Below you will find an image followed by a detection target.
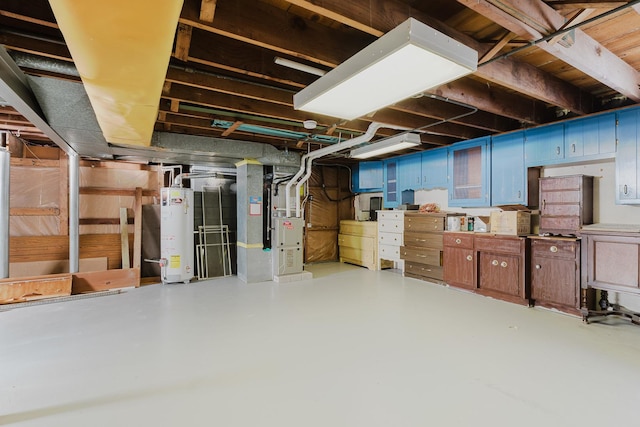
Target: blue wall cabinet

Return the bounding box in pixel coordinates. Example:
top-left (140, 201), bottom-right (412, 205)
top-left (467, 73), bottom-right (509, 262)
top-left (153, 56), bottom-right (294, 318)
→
top-left (524, 123), bottom-right (564, 166)
top-left (564, 112), bottom-right (617, 160)
top-left (448, 137), bottom-right (490, 207)
top-left (354, 161), bottom-right (383, 192)
top-left (421, 147), bottom-right (448, 189)
top-left (383, 159), bottom-right (399, 208)
top-left (491, 131), bottom-right (526, 205)
top-left (615, 108), bottom-right (640, 204)
top-left (398, 153), bottom-right (422, 192)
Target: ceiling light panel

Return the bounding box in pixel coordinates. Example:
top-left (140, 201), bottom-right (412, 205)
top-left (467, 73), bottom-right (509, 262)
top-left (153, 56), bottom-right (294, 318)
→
top-left (294, 18), bottom-right (477, 121)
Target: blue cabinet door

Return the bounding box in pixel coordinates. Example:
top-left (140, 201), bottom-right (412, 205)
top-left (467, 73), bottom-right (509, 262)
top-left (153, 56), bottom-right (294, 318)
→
top-left (355, 161), bottom-right (383, 192)
top-left (525, 123), bottom-right (564, 166)
top-left (565, 112), bottom-right (617, 160)
top-left (616, 108), bottom-right (640, 203)
top-left (448, 137), bottom-right (490, 207)
top-left (491, 131), bottom-right (526, 205)
top-left (421, 147), bottom-right (448, 189)
top-left (383, 159), bottom-right (399, 208)
top-left (398, 153), bottom-right (422, 191)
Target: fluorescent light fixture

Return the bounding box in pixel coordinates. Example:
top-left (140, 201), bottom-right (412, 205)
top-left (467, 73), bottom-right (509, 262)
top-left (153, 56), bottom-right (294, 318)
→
top-left (274, 56), bottom-right (327, 77)
top-left (293, 18), bottom-right (477, 120)
top-left (350, 132), bottom-right (421, 159)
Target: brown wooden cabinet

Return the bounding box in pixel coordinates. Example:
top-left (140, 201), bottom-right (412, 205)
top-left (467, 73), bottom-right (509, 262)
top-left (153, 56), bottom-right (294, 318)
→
top-left (530, 236), bottom-right (584, 314)
top-left (475, 234), bottom-right (530, 305)
top-left (539, 175), bottom-right (593, 235)
top-left (580, 227), bottom-right (640, 323)
top-left (401, 213), bottom-right (454, 282)
top-left (443, 232), bottom-right (475, 289)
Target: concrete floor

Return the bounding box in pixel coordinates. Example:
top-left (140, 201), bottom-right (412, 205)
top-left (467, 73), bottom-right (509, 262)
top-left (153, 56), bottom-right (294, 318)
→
top-left (1, 262), bottom-right (640, 427)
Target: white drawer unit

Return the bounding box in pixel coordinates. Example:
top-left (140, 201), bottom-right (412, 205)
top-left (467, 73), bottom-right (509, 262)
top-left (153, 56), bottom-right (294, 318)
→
top-left (376, 210), bottom-right (405, 270)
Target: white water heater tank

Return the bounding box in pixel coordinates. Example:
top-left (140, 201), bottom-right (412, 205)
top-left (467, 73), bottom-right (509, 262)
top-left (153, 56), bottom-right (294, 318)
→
top-left (160, 187), bottom-right (194, 284)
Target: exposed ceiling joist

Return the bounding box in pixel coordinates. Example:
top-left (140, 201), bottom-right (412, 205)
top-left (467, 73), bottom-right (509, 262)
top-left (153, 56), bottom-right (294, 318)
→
top-left (459, 0), bottom-right (640, 103)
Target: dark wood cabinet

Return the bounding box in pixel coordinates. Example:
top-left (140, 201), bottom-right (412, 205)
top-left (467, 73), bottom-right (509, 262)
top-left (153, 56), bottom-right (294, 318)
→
top-left (475, 234), bottom-right (530, 305)
top-left (443, 232), bottom-right (475, 289)
top-left (530, 236), bottom-right (584, 314)
top-left (580, 227), bottom-right (640, 323)
top-left (539, 175), bottom-right (593, 235)
top-left (402, 213), bottom-right (451, 282)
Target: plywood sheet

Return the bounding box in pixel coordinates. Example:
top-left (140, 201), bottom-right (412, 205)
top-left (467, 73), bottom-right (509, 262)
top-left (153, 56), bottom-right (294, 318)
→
top-left (9, 257), bottom-right (108, 278)
top-left (72, 268), bottom-right (140, 294)
top-left (0, 273), bottom-right (72, 304)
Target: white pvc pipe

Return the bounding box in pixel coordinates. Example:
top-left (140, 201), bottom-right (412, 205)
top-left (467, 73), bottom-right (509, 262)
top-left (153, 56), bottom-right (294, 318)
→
top-left (173, 172), bottom-right (221, 187)
top-left (286, 122), bottom-right (409, 218)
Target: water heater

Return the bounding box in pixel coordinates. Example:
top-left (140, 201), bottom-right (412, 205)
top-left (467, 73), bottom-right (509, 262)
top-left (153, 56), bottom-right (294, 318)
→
top-left (160, 187), bottom-right (194, 284)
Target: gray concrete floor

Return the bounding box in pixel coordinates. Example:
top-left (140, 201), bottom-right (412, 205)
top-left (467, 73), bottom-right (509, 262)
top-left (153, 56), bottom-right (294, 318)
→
top-left (2, 262), bottom-right (639, 426)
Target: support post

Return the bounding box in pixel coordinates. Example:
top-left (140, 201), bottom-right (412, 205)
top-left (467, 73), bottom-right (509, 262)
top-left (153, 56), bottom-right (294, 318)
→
top-left (69, 152), bottom-right (79, 273)
top-left (236, 160), bottom-right (272, 283)
top-left (0, 141), bottom-right (10, 278)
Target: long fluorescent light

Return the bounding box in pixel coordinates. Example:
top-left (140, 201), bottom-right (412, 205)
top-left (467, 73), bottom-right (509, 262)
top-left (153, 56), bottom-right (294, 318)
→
top-left (274, 57), bottom-right (326, 77)
top-left (293, 18), bottom-right (477, 120)
top-left (350, 132), bottom-right (421, 159)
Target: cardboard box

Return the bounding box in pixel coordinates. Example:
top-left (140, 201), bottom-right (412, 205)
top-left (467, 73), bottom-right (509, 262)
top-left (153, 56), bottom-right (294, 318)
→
top-left (490, 206), bottom-right (531, 235)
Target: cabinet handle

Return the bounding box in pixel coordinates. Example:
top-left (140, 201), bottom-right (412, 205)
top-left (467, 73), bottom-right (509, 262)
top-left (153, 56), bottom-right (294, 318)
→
top-left (500, 261), bottom-right (508, 268)
top-left (556, 146), bottom-right (561, 155)
top-left (571, 143), bottom-right (576, 153)
top-left (417, 254), bottom-right (427, 258)
top-left (624, 184), bottom-right (629, 195)
top-left (518, 190), bottom-right (521, 199)
top-left (418, 239), bottom-right (426, 242)
top-left (466, 255), bottom-right (473, 261)
top-left (550, 246), bottom-right (558, 253)
top-left (491, 259), bottom-right (499, 266)
top-left (535, 264), bottom-right (541, 269)
top-left (455, 238), bottom-right (462, 244)
top-left (542, 199), bottom-right (546, 210)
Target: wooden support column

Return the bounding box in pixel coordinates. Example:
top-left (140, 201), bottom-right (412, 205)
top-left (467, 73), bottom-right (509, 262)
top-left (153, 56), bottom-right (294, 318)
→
top-left (133, 187), bottom-right (142, 286)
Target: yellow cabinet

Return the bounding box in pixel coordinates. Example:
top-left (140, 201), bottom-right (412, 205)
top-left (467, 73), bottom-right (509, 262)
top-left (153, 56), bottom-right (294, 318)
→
top-left (339, 220), bottom-right (391, 270)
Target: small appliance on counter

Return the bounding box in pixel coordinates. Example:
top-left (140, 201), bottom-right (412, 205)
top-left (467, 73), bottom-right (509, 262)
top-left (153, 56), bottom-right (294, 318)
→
top-left (369, 196), bottom-right (382, 221)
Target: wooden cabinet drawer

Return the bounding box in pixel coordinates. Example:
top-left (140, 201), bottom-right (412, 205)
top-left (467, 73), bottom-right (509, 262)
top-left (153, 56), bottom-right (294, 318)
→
top-left (541, 191), bottom-right (581, 204)
top-left (339, 220), bottom-right (377, 238)
top-left (474, 235), bottom-right (523, 254)
top-left (400, 246), bottom-right (442, 265)
top-left (531, 239), bottom-right (577, 259)
top-left (379, 244), bottom-right (401, 260)
top-left (405, 215), bottom-right (445, 232)
top-left (338, 234), bottom-right (375, 249)
top-left (339, 246), bottom-right (375, 265)
top-left (405, 262), bottom-right (443, 281)
top-left (378, 211), bottom-right (404, 221)
top-left (540, 175), bottom-right (583, 191)
top-left (377, 219), bottom-right (403, 233)
top-left (539, 217), bottom-right (581, 233)
top-left (443, 232), bottom-right (474, 249)
top-left (403, 232), bottom-right (443, 249)
top-left (379, 231), bottom-right (403, 246)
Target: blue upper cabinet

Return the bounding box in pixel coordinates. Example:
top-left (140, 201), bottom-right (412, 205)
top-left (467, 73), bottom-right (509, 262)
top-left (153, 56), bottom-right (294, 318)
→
top-left (491, 131), bottom-right (526, 206)
top-left (383, 159), bottom-right (399, 208)
top-left (524, 123), bottom-right (564, 166)
top-left (398, 153), bottom-right (422, 192)
top-left (421, 147), bottom-right (448, 189)
top-left (616, 108), bottom-right (640, 204)
top-left (354, 161), bottom-right (383, 192)
top-left (448, 137), bottom-right (491, 207)
top-left (564, 112), bottom-right (617, 160)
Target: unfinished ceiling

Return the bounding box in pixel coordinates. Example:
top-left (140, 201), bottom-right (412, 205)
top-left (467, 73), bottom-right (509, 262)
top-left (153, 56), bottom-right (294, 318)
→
top-left (1, 0), bottom-right (639, 162)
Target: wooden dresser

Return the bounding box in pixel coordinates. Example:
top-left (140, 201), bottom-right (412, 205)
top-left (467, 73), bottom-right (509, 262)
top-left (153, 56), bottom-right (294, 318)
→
top-left (539, 175), bottom-right (593, 235)
top-left (339, 220), bottom-right (389, 270)
top-left (402, 213), bottom-right (449, 282)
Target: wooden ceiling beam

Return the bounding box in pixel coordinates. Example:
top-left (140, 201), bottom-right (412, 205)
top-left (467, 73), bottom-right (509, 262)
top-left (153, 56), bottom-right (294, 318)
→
top-left (199, 0), bottom-right (217, 22)
top-left (174, 23), bottom-right (193, 61)
top-left (458, 0), bottom-right (640, 102)
top-left (281, 0), bottom-right (595, 115)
